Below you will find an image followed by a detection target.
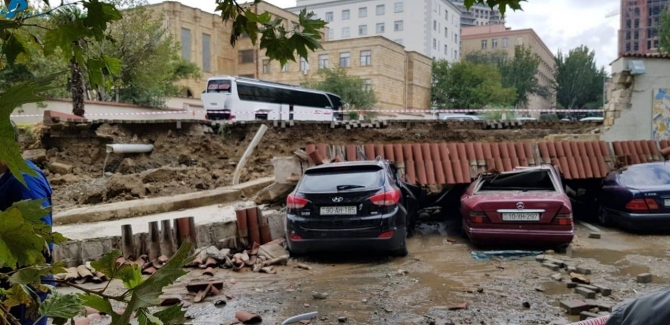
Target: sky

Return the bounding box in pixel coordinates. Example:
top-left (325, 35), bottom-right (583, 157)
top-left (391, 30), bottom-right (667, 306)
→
top-left (150, 0), bottom-right (622, 71)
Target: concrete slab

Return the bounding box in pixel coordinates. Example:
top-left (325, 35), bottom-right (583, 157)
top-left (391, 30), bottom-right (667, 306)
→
top-left (54, 203), bottom-right (239, 240)
top-left (53, 177), bottom-right (274, 225)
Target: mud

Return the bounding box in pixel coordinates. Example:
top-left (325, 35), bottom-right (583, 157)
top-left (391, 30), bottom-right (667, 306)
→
top-left (57, 218), bottom-right (670, 325)
top-left (24, 121), bottom-right (596, 213)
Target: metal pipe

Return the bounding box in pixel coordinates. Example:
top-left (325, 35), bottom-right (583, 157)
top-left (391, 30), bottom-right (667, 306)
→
top-left (160, 219), bottom-right (175, 257)
top-left (121, 224), bottom-right (135, 259)
top-left (148, 221), bottom-right (161, 261)
top-left (105, 144), bottom-right (154, 154)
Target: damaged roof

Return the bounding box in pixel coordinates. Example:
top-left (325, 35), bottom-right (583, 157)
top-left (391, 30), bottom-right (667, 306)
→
top-left (304, 140), bottom-right (664, 185)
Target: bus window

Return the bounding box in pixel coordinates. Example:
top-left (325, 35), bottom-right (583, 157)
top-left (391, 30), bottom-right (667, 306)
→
top-left (207, 79), bottom-right (232, 93)
top-left (326, 94), bottom-right (342, 110)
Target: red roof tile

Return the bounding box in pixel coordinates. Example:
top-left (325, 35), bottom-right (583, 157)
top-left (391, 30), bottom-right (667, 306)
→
top-left (309, 140), bottom-right (665, 185)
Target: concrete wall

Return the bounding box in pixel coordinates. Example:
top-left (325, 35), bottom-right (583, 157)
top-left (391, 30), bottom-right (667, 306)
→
top-left (11, 98), bottom-right (207, 125)
top-left (603, 57), bottom-right (670, 141)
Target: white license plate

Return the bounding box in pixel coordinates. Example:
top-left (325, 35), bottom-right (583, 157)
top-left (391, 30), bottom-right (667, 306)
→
top-left (502, 213), bottom-right (540, 221)
top-left (320, 206), bottom-right (357, 215)
top-left (665, 199), bottom-right (670, 207)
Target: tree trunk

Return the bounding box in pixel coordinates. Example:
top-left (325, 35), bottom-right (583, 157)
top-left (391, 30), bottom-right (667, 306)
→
top-left (70, 56), bottom-right (86, 117)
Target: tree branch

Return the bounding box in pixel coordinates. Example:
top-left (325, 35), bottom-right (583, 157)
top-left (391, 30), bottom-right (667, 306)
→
top-left (53, 280), bottom-right (126, 302)
top-left (0, 304), bottom-right (22, 325)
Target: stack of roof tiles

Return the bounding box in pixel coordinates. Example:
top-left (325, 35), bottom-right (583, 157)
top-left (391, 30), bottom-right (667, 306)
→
top-left (304, 140), bottom-right (666, 185)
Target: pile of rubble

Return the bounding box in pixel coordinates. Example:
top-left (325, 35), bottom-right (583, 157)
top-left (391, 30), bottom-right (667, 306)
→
top-left (535, 254), bottom-right (613, 321)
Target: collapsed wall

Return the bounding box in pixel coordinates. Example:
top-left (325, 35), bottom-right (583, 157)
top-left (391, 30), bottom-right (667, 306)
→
top-left (21, 118), bottom-right (599, 214)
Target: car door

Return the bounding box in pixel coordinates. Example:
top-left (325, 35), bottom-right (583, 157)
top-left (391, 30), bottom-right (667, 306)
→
top-left (388, 163), bottom-right (420, 226)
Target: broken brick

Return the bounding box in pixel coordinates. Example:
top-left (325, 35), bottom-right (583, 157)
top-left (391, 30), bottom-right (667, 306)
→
top-left (542, 262), bottom-right (560, 271)
top-left (566, 282), bottom-right (578, 289)
top-left (580, 311), bottom-right (601, 320)
top-left (592, 284), bottom-right (612, 297)
top-left (637, 273), bottom-right (652, 283)
top-left (560, 299), bottom-right (591, 315)
top-left (576, 284), bottom-right (600, 292)
top-left (576, 267), bottom-right (592, 275)
top-left (575, 287), bottom-right (596, 299)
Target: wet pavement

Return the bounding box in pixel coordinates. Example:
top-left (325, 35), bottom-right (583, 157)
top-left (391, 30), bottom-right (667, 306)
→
top-left (59, 217), bottom-right (670, 325)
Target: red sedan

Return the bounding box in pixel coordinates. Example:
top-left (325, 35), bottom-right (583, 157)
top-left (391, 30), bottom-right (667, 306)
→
top-left (460, 165), bottom-right (574, 250)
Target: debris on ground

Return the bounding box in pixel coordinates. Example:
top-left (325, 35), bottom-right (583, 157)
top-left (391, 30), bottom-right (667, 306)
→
top-left (471, 250), bottom-right (543, 260)
top-left (235, 310), bottom-right (263, 324)
top-left (636, 273), bottom-right (653, 283)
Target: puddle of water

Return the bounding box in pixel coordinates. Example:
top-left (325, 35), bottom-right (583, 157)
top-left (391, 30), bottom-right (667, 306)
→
top-left (539, 281), bottom-right (571, 296)
top-left (616, 264), bottom-right (650, 277)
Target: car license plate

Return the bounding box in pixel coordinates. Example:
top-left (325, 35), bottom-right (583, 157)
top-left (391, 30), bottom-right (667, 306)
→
top-left (665, 199), bottom-right (670, 207)
top-left (502, 212), bottom-right (540, 221)
top-left (320, 206), bottom-right (357, 215)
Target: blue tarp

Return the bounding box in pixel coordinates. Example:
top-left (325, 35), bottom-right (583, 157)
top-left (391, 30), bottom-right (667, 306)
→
top-left (470, 250), bottom-right (543, 260)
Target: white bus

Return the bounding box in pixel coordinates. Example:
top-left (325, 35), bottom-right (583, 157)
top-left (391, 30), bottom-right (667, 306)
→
top-left (201, 76), bottom-right (344, 121)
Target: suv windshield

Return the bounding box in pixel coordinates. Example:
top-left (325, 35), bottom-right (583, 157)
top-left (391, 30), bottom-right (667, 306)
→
top-left (619, 164), bottom-right (670, 187)
top-left (477, 170), bottom-right (556, 192)
top-left (299, 166), bottom-right (384, 192)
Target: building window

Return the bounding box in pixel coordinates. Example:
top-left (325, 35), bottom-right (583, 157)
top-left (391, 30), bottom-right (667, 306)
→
top-left (394, 39), bottom-right (403, 45)
top-left (455, 33), bottom-right (458, 43)
top-left (359, 7), bottom-right (367, 18)
top-left (342, 27), bottom-right (350, 38)
top-left (376, 4), bottom-right (385, 15)
top-left (444, 44), bottom-right (448, 54)
top-left (262, 59), bottom-right (270, 73)
top-left (454, 49), bottom-right (458, 58)
top-left (318, 54), bottom-right (329, 69)
top-left (433, 20), bottom-right (437, 31)
top-left (300, 57), bottom-right (309, 72)
top-left (363, 79), bottom-right (372, 91)
top-left (394, 20), bottom-right (403, 31)
top-left (238, 50), bottom-right (254, 64)
top-left (445, 9), bottom-right (448, 20)
top-left (394, 1), bottom-right (403, 13)
top-left (376, 23), bottom-right (385, 33)
top-left (329, 29), bottom-right (334, 39)
top-left (359, 25), bottom-right (367, 35)
top-left (181, 28), bottom-right (191, 61)
top-left (433, 38), bottom-right (437, 49)
top-left (492, 38), bottom-right (498, 48)
top-left (481, 40), bottom-right (487, 49)
top-left (444, 27), bottom-right (448, 37)
top-left (202, 33), bottom-right (211, 72)
top-left (339, 52), bottom-right (351, 67)
top-left (325, 12), bottom-right (333, 22)
top-left (342, 9), bottom-right (350, 20)
top-left (502, 37), bottom-right (508, 47)
top-left (360, 50), bottom-right (372, 66)
top-left (281, 63), bottom-right (289, 72)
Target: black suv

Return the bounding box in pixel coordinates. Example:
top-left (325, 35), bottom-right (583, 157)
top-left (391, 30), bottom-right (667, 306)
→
top-left (285, 158), bottom-right (419, 257)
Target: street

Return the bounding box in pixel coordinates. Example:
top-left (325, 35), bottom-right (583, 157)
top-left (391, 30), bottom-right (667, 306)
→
top-left (60, 218), bottom-right (670, 325)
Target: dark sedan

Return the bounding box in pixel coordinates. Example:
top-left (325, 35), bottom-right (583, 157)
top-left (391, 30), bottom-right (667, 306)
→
top-left (285, 159), bottom-right (418, 257)
top-left (598, 162), bottom-right (670, 231)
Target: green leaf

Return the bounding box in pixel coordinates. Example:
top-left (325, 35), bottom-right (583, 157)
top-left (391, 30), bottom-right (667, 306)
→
top-left (2, 32), bottom-right (28, 65)
top-left (297, 9), bottom-right (326, 37)
top-left (78, 294), bottom-right (114, 315)
top-left (43, 22), bottom-right (88, 57)
top-left (115, 243), bottom-right (194, 325)
top-left (2, 284), bottom-right (33, 308)
top-left (137, 308), bottom-right (163, 325)
top-left (83, 0), bottom-right (123, 41)
top-left (90, 249), bottom-right (123, 277)
top-left (0, 75), bottom-right (58, 186)
top-left (9, 264), bottom-right (55, 288)
top-left (154, 304), bottom-right (187, 325)
top-left (39, 292), bottom-right (84, 320)
top-left (116, 263), bottom-right (143, 290)
top-left (0, 200), bottom-right (52, 269)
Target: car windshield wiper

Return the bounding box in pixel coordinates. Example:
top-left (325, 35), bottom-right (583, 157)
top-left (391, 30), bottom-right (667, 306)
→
top-left (337, 185), bottom-right (365, 191)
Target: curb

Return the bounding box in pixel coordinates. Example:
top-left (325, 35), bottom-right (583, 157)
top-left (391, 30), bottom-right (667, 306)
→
top-left (53, 177), bottom-right (275, 226)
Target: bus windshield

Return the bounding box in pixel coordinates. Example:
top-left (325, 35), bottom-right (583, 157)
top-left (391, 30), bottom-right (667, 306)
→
top-left (327, 94), bottom-right (343, 110)
top-left (207, 80), bottom-right (232, 93)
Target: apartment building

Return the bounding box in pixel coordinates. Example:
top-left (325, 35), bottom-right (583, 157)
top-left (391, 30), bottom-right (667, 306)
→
top-left (618, 0), bottom-right (670, 56)
top-left (450, 0), bottom-right (504, 27)
top-left (461, 24), bottom-right (556, 110)
top-left (145, 1), bottom-right (432, 110)
top-left (286, 0), bottom-right (462, 62)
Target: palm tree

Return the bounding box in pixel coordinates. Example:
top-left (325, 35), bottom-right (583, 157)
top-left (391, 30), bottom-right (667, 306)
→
top-left (49, 7), bottom-right (87, 117)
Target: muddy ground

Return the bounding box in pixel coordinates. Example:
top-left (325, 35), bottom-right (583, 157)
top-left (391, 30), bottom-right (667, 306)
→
top-left (23, 122), bottom-right (598, 212)
top-left (59, 219), bottom-right (670, 325)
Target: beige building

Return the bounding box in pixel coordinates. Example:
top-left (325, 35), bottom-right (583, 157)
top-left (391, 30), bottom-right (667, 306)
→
top-left (145, 1), bottom-right (432, 110)
top-left (460, 24), bottom-right (556, 111)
